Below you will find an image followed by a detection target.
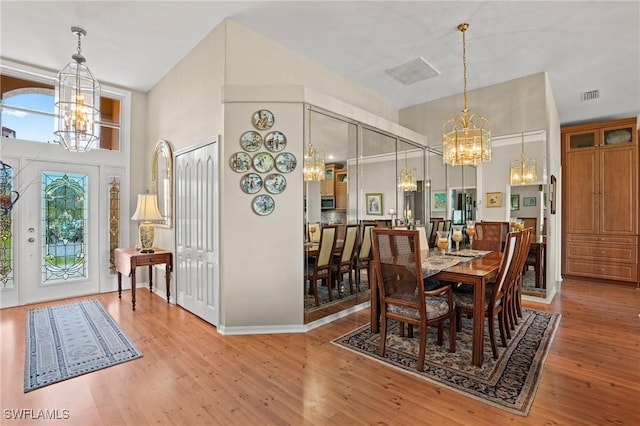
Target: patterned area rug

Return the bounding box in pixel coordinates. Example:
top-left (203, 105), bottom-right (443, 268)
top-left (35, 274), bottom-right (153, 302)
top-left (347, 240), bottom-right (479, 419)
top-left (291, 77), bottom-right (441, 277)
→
top-left (24, 299), bottom-right (142, 392)
top-left (333, 308), bottom-right (560, 416)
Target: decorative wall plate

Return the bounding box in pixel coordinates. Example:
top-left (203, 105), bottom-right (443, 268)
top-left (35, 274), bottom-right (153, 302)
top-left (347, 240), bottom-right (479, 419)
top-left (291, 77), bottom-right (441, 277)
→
top-left (240, 173), bottom-right (263, 194)
top-left (252, 109), bottom-right (274, 130)
top-left (264, 173), bottom-right (287, 194)
top-left (252, 194), bottom-right (275, 216)
top-left (275, 152), bottom-right (297, 173)
top-left (229, 152), bottom-right (252, 173)
top-left (240, 131), bottom-right (263, 151)
top-left (253, 152), bottom-right (275, 173)
top-left (264, 131), bottom-right (287, 152)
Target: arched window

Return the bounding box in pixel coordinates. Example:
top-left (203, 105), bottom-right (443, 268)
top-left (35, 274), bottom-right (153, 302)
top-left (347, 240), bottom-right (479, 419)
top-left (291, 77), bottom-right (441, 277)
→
top-left (1, 75), bottom-right (121, 150)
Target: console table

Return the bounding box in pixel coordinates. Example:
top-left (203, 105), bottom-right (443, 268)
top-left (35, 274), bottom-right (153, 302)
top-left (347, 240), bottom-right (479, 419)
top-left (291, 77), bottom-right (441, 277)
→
top-left (114, 247), bottom-right (173, 310)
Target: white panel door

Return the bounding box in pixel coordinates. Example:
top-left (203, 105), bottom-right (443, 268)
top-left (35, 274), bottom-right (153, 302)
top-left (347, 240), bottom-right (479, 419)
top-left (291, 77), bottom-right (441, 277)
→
top-left (175, 139), bottom-right (218, 326)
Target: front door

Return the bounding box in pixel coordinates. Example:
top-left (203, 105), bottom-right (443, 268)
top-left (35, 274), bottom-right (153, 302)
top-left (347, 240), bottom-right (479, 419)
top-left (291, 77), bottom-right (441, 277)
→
top-left (18, 160), bottom-right (101, 304)
top-left (0, 137), bottom-right (128, 309)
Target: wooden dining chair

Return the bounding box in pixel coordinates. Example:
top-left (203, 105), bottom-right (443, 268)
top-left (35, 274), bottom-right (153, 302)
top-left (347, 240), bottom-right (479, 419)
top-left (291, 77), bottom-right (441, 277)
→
top-left (371, 228), bottom-right (456, 372)
top-left (506, 227), bottom-right (532, 331)
top-left (356, 223), bottom-right (376, 291)
top-left (332, 224), bottom-right (359, 294)
top-left (305, 225), bottom-right (337, 306)
top-left (454, 231), bottom-right (522, 359)
top-left (472, 222), bottom-right (506, 252)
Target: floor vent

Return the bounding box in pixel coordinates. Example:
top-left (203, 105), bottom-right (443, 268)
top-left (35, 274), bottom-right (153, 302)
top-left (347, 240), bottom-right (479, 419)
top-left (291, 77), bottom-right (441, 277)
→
top-left (387, 57), bottom-right (440, 85)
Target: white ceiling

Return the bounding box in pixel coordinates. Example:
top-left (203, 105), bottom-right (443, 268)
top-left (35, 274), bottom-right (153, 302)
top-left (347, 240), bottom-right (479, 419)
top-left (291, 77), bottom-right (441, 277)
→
top-left (1, 1), bottom-right (639, 127)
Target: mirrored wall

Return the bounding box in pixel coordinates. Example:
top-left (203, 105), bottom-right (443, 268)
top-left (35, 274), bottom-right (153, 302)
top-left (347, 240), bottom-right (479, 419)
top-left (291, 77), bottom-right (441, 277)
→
top-left (303, 106), bottom-right (435, 323)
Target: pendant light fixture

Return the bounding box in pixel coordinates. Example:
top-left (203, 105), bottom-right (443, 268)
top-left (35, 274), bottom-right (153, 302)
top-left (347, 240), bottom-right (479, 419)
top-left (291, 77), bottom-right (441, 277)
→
top-left (510, 132), bottom-right (537, 184)
top-left (442, 23), bottom-right (491, 166)
top-left (398, 151), bottom-right (417, 192)
top-left (303, 109), bottom-right (325, 182)
top-left (54, 26), bottom-right (101, 152)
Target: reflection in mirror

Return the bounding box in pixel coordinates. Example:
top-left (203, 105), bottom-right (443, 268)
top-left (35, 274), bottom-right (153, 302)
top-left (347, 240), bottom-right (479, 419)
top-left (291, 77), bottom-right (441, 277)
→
top-left (304, 108), bottom-right (360, 323)
top-left (152, 140), bottom-right (173, 228)
top-left (510, 183), bottom-right (546, 298)
top-left (303, 107), bottom-right (429, 324)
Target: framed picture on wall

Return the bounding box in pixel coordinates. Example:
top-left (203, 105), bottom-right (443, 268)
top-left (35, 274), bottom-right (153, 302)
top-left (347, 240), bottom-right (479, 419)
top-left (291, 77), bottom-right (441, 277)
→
top-left (366, 193), bottom-right (383, 215)
top-left (432, 190), bottom-right (447, 211)
top-left (510, 194), bottom-right (520, 211)
top-left (523, 196), bottom-right (536, 207)
top-left (486, 192), bottom-right (502, 208)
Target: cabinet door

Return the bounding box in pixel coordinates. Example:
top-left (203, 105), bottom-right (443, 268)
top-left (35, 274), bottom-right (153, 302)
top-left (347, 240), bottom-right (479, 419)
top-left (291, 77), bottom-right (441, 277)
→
top-left (565, 149), bottom-right (598, 234)
top-left (600, 146), bottom-right (637, 234)
top-left (565, 129), bottom-right (599, 151)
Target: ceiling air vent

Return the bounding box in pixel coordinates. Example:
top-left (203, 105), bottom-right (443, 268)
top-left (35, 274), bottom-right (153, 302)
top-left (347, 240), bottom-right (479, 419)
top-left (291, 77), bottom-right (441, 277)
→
top-left (580, 90), bottom-right (600, 101)
top-left (387, 57), bottom-right (441, 85)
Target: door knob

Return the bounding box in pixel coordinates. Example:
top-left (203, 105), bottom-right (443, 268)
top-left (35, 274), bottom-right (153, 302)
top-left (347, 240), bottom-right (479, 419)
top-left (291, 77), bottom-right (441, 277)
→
top-left (28, 237), bottom-right (35, 243)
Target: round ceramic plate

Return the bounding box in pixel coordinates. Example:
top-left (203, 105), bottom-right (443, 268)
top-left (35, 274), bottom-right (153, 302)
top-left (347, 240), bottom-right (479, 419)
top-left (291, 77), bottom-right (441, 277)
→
top-left (275, 152), bottom-right (297, 173)
top-left (264, 173), bottom-right (287, 194)
top-left (252, 194), bottom-right (275, 216)
top-left (240, 173), bottom-right (263, 194)
top-left (229, 152), bottom-right (252, 173)
top-left (252, 109), bottom-right (275, 130)
top-left (253, 152), bottom-right (275, 173)
top-left (264, 131), bottom-right (286, 152)
top-left (240, 131), bottom-right (263, 151)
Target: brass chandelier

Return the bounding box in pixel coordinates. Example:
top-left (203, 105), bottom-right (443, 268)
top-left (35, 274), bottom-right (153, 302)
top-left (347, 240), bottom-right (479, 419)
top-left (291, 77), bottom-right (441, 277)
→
top-left (398, 151), bottom-right (417, 192)
top-left (510, 133), bottom-right (537, 184)
top-left (303, 109), bottom-right (325, 182)
top-left (442, 23), bottom-right (491, 166)
top-left (54, 27), bottom-right (101, 152)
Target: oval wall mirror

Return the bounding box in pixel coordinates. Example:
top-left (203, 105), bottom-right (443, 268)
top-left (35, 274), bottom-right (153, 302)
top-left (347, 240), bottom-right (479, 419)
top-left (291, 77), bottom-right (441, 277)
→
top-left (152, 140), bottom-right (173, 228)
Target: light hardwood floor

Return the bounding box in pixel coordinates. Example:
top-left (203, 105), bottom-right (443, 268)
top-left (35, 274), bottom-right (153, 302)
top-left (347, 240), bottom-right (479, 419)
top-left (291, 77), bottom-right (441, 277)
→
top-left (1, 279), bottom-right (639, 425)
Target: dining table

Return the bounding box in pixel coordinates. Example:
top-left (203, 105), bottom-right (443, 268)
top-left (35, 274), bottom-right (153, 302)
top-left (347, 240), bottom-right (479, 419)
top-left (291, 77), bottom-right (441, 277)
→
top-left (370, 250), bottom-right (502, 367)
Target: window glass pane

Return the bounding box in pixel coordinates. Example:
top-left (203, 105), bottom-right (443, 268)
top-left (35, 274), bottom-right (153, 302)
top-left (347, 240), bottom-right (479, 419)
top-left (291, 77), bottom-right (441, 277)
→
top-left (42, 171), bottom-right (88, 283)
top-left (1, 105), bottom-right (56, 143)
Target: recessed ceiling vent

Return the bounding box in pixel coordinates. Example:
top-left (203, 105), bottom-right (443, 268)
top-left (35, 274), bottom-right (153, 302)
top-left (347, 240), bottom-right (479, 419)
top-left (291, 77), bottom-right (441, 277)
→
top-left (581, 89), bottom-right (600, 101)
top-left (387, 57), bottom-right (441, 85)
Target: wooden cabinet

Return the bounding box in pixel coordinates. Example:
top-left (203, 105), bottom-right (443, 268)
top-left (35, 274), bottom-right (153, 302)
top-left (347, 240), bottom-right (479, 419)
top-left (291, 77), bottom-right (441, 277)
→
top-left (562, 117), bottom-right (638, 284)
top-left (321, 165), bottom-right (336, 196)
top-left (335, 171), bottom-right (347, 210)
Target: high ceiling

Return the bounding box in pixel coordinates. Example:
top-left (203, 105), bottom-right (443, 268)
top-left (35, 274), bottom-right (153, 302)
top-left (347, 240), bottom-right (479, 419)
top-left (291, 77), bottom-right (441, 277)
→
top-left (1, 1), bottom-right (639, 127)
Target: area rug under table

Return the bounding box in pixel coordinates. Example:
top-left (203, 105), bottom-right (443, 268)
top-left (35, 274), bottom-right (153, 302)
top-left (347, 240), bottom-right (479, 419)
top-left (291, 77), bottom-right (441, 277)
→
top-left (24, 298), bottom-right (142, 392)
top-left (333, 308), bottom-right (560, 416)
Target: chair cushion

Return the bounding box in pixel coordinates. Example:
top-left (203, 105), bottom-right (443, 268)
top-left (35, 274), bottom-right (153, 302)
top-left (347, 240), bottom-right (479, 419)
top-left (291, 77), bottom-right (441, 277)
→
top-left (453, 287), bottom-right (500, 311)
top-left (387, 295), bottom-right (451, 320)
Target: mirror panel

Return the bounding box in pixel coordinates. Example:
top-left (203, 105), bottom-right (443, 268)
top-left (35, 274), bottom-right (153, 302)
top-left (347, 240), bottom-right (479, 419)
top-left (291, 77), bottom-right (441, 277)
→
top-left (152, 140), bottom-right (173, 228)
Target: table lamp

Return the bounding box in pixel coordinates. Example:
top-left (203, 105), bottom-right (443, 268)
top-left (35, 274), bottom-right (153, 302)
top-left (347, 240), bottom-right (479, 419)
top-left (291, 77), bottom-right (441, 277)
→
top-left (131, 193), bottom-right (163, 253)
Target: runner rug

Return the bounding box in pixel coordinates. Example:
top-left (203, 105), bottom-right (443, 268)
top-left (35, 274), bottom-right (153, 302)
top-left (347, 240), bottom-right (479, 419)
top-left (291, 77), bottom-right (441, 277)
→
top-left (333, 308), bottom-right (560, 416)
top-left (24, 299), bottom-right (142, 392)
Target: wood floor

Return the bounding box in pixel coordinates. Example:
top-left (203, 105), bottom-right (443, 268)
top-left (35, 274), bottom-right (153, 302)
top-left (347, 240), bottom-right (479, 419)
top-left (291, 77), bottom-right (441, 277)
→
top-left (1, 279), bottom-right (639, 425)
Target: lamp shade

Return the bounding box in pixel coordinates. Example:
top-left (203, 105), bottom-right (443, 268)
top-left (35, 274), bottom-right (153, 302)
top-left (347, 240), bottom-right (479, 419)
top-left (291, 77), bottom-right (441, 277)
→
top-left (131, 194), bottom-right (163, 221)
